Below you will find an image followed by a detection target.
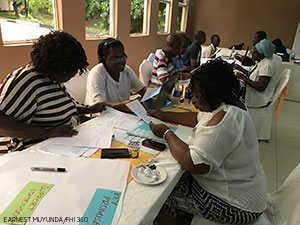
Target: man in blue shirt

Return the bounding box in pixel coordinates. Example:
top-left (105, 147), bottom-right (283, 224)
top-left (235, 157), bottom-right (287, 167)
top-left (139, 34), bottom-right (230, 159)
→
top-left (182, 30), bottom-right (206, 69)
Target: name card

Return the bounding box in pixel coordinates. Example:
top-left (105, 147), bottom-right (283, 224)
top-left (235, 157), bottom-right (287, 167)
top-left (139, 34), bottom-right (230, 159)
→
top-left (79, 188), bottom-right (121, 225)
top-left (0, 182), bottom-right (54, 225)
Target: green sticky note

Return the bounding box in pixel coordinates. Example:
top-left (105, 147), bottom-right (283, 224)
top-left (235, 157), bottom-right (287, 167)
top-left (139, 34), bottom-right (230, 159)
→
top-left (0, 181), bottom-right (54, 225)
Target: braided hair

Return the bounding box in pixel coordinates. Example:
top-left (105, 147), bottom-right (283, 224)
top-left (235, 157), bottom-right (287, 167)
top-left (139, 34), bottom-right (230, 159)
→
top-left (191, 60), bottom-right (242, 111)
top-left (97, 38), bottom-right (124, 63)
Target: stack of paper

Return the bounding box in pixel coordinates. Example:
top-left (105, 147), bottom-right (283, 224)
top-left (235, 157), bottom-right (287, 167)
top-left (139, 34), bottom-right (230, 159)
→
top-left (42, 126), bottom-right (113, 157)
top-left (41, 107), bottom-right (140, 157)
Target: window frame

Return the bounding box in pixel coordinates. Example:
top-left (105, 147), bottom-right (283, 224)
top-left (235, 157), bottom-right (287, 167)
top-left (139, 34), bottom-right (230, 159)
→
top-left (176, 0), bottom-right (189, 32)
top-left (1, 0), bottom-right (57, 46)
top-left (130, 0), bottom-right (151, 37)
top-left (85, 0), bottom-right (115, 40)
top-left (157, 0), bottom-right (172, 34)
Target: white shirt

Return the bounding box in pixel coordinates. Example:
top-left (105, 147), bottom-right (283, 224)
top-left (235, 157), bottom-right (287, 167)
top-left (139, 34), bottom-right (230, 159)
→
top-left (201, 44), bottom-right (216, 58)
top-left (245, 57), bottom-right (276, 107)
top-left (188, 104), bottom-right (267, 212)
top-left (85, 63), bottom-right (144, 104)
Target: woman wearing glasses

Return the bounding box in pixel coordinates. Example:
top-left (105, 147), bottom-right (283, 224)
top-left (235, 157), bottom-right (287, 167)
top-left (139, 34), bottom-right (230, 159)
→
top-left (85, 38), bottom-right (146, 111)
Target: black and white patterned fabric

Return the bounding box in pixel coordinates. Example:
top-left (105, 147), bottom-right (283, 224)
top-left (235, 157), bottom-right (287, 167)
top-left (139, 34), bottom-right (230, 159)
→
top-left (162, 172), bottom-right (262, 224)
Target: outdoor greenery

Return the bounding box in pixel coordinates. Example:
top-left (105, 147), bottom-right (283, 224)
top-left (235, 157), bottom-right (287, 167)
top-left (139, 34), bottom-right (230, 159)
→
top-left (157, 2), bottom-right (167, 33)
top-left (85, 0), bottom-right (146, 35)
top-left (1, 0), bottom-right (182, 35)
top-left (85, 0), bottom-right (110, 34)
top-left (3, 0), bottom-right (54, 26)
top-left (130, 0), bottom-right (144, 34)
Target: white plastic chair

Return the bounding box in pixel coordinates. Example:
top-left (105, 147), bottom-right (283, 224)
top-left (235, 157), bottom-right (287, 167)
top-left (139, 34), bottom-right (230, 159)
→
top-left (63, 70), bottom-right (89, 105)
top-left (139, 53), bottom-right (155, 86)
top-left (191, 162), bottom-right (300, 225)
top-left (147, 52), bottom-right (155, 64)
top-left (247, 69), bottom-right (291, 141)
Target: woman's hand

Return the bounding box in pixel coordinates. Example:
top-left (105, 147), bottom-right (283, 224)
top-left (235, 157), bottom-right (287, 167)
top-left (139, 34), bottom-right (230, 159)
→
top-left (149, 122), bottom-right (169, 138)
top-left (235, 72), bottom-right (246, 80)
top-left (233, 64), bottom-right (244, 71)
top-left (48, 125), bottom-right (78, 137)
top-left (147, 110), bottom-right (163, 120)
top-left (87, 102), bottom-right (107, 113)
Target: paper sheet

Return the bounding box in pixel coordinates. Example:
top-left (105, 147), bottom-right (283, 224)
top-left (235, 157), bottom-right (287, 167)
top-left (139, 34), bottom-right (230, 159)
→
top-left (141, 87), bottom-right (161, 102)
top-left (0, 182), bottom-right (54, 225)
top-left (0, 152), bottom-right (130, 225)
top-left (41, 145), bottom-right (90, 157)
top-left (126, 100), bottom-right (165, 124)
top-left (41, 126), bottom-right (112, 157)
top-left (93, 107), bottom-right (140, 130)
top-left (49, 127), bottom-right (112, 148)
top-left (79, 189), bottom-right (121, 225)
top-left (126, 100), bottom-right (150, 122)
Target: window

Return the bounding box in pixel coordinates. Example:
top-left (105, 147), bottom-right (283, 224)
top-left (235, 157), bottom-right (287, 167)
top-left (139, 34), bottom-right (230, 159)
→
top-left (130, 0), bottom-right (149, 35)
top-left (157, 0), bottom-right (171, 33)
top-left (176, 0), bottom-right (188, 32)
top-left (85, 0), bottom-right (114, 39)
top-left (0, 0), bottom-right (55, 44)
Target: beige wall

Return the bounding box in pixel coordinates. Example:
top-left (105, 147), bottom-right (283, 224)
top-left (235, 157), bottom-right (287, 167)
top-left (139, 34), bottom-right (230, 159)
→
top-left (191, 0), bottom-right (300, 49)
top-left (2, 0), bottom-right (298, 82)
top-left (0, 0), bottom-right (195, 82)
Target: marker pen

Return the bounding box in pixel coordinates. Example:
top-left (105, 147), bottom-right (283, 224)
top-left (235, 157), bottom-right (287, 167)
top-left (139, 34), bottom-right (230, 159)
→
top-left (31, 167), bottom-right (67, 172)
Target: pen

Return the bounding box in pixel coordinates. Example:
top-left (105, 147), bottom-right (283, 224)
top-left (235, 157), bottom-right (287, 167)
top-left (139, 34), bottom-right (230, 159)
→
top-left (31, 167), bottom-right (67, 172)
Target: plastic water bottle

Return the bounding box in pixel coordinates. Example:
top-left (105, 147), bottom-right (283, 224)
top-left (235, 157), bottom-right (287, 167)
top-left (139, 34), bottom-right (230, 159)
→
top-left (172, 84), bottom-right (183, 106)
top-left (183, 88), bottom-right (192, 109)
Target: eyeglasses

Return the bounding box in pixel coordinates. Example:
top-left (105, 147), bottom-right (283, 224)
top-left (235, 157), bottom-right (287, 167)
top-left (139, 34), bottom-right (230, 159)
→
top-left (107, 54), bottom-right (127, 63)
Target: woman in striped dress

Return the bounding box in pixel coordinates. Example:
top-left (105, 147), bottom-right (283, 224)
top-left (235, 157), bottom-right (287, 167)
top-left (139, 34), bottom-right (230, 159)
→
top-left (0, 31), bottom-right (106, 153)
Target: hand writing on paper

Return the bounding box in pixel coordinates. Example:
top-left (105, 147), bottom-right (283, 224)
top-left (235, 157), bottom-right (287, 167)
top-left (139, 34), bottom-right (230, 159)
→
top-left (147, 110), bottom-right (163, 120)
top-left (149, 122), bottom-right (169, 138)
top-left (48, 125), bottom-right (78, 138)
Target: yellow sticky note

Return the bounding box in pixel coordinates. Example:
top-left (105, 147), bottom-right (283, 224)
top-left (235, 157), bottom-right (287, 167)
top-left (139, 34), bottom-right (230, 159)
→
top-left (0, 181), bottom-right (54, 225)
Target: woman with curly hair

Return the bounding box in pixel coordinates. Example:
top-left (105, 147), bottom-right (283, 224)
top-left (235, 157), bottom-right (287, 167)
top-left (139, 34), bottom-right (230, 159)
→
top-left (0, 31), bottom-right (106, 153)
top-left (149, 60), bottom-right (267, 224)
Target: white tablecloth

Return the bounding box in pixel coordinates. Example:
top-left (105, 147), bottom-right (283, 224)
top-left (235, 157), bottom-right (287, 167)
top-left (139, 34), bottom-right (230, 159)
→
top-left (23, 117), bottom-right (183, 225)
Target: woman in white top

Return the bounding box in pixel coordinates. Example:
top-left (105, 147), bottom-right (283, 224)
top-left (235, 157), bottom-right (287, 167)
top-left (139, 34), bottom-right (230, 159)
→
top-left (85, 38), bottom-right (146, 111)
top-left (235, 39), bottom-right (276, 107)
top-left (149, 60), bottom-right (267, 224)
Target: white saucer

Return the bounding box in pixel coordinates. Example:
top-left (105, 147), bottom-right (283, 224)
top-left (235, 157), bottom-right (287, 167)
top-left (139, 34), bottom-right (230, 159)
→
top-left (131, 164), bottom-right (167, 185)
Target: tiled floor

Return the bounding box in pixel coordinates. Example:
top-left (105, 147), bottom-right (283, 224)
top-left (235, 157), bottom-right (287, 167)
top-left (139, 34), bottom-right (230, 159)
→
top-left (259, 100), bottom-right (300, 193)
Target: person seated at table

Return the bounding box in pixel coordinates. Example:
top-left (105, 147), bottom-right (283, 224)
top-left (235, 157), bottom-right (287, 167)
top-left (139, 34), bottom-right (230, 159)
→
top-left (85, 38), bottom-right (146, 112)
top-left (201, 34), bottom-right (220, 58)
top-left (148, 60), bottom-right (267, 225)
top-left (172, 35), bottom-right (190, 70)
top-left (235, 39), bottom-right (279, 108)
top-left (235, 30), bottom-right (267, 66)
top-left (272, 38), bottom-right (289, 62)
top-left (182, 30), bottom-right (206, 69)
top-left (0, 31), bottom-right (107, 153)
top-left (150, 34), bottom-right (190, 87)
